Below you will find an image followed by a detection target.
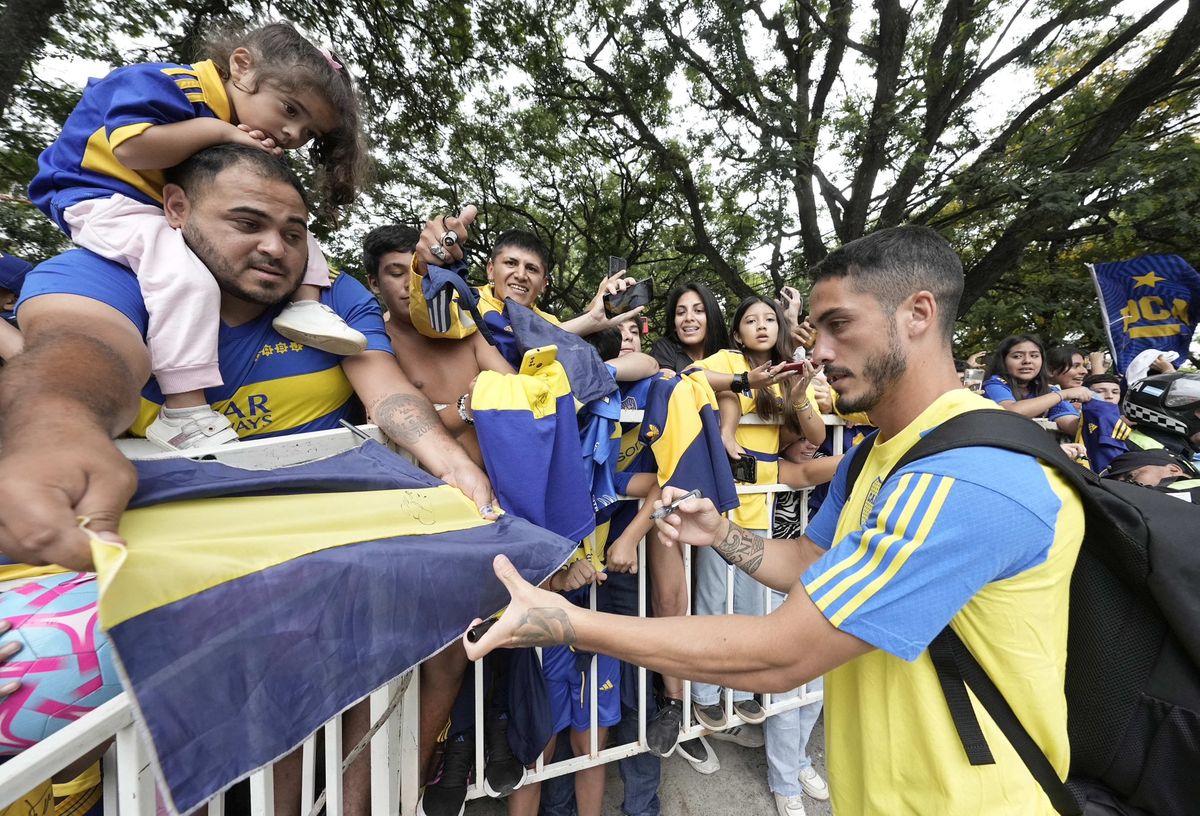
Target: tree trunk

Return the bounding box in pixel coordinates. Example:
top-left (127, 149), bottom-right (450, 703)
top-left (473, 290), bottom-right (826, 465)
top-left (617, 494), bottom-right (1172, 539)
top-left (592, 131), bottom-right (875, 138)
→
top-left (0, 0), bottom-right (67, 119)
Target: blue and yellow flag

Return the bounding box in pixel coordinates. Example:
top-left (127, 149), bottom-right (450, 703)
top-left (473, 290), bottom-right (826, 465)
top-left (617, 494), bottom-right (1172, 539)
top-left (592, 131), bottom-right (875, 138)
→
top-left (472, 361), bottom-right (596, 542)
top-left (91, 441), bottom-right (577, 815)
top-left (1090, 254), bottom-right (1200, 372)
top-left (637, 372), bottom-right (739, 513)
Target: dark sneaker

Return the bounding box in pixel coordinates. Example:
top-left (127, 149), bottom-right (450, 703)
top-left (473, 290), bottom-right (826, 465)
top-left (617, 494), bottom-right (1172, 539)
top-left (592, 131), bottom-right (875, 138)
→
top-left (676, 736), bottom-right (720, 774)
top-left (418, 732), bottom-right (473, 816)
top-left (734, 699), bottom-right (766, 724)
top-left (709, 723), bottom-right (765, 748)
top-left (646, 697), bottom-right (683, 757)
top-left (482, 712), bottom-right (526, 798)
top-left (693, 701), bottom-right (728, 730)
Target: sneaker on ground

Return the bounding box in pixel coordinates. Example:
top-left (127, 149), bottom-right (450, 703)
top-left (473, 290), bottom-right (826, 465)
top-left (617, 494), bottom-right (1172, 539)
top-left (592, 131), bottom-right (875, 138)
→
top-left (146, 406), bottom-right (239, 451)
top-left (774, 793), bottom-right (807, 816)
top-left (272, 301), bottom-right (367, 356)
top-left (733, 699), bottom-right (766, 724)
top-left (709, 723), bottom-right (765, 748)
top-left (418, 732), bottom-right (473, 816)
top-left (799, 766), bottom-right (829, 801)
top-left (676, 736), bottom-right (720, 774)
top-left (692, 701), bottom-right (728, 731)
top-left (482, 713), bottom-right (526, 798)
top-left (645, 698), bottom-right (684, 757)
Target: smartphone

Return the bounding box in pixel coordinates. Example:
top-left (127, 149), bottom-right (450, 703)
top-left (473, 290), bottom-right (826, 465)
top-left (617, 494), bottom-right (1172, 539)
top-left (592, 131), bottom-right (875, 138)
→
top-left (964, 368), bottom-right (984, 391)
top-left (520, 345), bottom-right (558, 376)
top-left (730, 455), bottom-right (758, 484)
top-left (604, 279), bottom-right (653, 318)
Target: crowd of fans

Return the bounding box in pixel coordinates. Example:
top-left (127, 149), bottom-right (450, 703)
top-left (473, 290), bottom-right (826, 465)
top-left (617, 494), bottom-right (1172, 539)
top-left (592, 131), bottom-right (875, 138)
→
top-left (1, 17), bottom-right (1198, 816)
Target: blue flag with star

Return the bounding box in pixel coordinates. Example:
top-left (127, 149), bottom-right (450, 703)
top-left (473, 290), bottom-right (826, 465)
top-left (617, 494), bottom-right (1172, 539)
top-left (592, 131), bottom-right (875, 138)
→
top-left (1090, 254), bottom-right (1200, 373)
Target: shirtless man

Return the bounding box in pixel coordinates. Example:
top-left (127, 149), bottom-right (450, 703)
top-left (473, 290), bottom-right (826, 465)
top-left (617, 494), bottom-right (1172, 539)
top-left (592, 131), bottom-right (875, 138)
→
top-left (365, 224), bottom-right (513, 469)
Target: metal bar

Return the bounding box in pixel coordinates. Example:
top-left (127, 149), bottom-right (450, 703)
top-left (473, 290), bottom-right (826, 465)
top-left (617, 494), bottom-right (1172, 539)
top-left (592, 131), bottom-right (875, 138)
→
top-left (324, 719), bottom-right (343, 816)
top-left (370, 681), bottom-right (400, 816)
top-left (248, 769), bottom-right (274, 816)
top-left (398, 669), bottom-right (420, 816)
top-left (115, 724), bottom-right (153, 816)
top-left (300, 736), bottom-right (316, 814)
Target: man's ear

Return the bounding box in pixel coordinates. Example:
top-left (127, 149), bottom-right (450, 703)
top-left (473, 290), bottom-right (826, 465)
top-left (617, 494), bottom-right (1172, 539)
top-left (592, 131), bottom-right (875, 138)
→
top-left (367, 274), bottom-right (380, 295)
top-left (904, 290), bottom-right (938, 339)
top-left (162, 184), bottom-right (190, 229)
top-left (0, 290), bottom-right (16, 312)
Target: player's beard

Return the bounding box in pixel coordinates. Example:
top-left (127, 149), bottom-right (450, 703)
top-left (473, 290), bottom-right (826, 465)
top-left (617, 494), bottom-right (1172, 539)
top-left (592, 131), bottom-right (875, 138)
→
top-left (833, 325), bottom-right (908, 415)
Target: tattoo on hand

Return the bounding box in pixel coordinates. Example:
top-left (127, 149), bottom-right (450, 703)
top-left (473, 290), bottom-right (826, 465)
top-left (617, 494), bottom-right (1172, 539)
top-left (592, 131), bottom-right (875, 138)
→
top-left (372, 394), bottom-right (439, 446)
top-left (717, 522), bottom-right (765, 574)
top-left (511, 608), bottom-right (577, 647)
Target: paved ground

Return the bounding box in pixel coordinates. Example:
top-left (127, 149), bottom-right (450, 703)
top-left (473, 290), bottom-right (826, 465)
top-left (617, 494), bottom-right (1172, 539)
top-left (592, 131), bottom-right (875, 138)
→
top-left (468, 715), bottom-right (831, 816)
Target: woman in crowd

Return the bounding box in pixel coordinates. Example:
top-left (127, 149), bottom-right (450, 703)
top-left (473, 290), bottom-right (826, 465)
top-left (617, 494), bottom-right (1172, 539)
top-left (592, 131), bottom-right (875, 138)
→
top-left (1046, 345), bottom-right (1089, 391)
top-left (694, 296), bottom-right (829, 816)
top-left (983, 334), bottom-right (1091, 434)
top-left (650, 283), bottom-right (729, 372)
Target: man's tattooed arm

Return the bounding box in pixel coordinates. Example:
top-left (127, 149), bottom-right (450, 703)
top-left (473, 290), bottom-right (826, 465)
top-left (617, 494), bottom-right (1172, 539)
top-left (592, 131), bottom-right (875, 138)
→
top-left (715, 521), bottom-right (765, 575)
top-left (510, 608), bottom-right (577, 647)
top-left (370, 393), bottom-right (442, 448)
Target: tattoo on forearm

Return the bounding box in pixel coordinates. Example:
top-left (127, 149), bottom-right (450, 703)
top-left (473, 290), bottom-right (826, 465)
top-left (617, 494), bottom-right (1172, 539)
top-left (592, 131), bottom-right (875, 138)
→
top-left (716, 522), bottom-right (766, 574)
top-left (371, 394), bottom-right (440, 446)
top-left (511, 608), bottom-right (577, 648)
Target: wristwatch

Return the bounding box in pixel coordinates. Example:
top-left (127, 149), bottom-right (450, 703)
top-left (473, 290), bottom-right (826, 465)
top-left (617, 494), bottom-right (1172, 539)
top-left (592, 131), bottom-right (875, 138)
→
top-left (731, 372), bottom-right (751, 395)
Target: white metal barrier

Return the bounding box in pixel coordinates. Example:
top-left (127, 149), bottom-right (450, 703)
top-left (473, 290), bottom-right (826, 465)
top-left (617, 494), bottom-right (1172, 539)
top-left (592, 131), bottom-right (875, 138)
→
top-left (0, 414), bottom-right (850, 816)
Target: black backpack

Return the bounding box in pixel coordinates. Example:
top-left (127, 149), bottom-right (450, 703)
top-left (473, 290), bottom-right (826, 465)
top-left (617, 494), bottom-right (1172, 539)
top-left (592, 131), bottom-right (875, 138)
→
top-left (846, 409), bottom-right (1200, 816)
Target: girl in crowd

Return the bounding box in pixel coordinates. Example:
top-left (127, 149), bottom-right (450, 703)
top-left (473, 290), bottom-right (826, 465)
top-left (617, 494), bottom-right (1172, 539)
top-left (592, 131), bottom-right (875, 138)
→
top-left (983, 334), bottom-right (1091, 434)
top-left (694, 296), bottom-right (829, 815)
top-left (30, 22), bottom-right (368, 449)
top-left (1046, 345), bottom-right (1089, 391)
top-left (650, 282), bottom-right (729, 372)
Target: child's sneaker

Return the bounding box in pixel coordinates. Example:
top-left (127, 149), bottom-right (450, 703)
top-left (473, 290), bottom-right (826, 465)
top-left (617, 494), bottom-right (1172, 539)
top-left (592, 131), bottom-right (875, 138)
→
top-left (645, 697), bottom-right (683, 757)
top-left (799, 766), bottom-right (829, 800)
top-left (733, 698), bottom-right (766, 724)
top-left (482, 713), bottom-right (525, 798)
top-left (692, 701), bottom-right (727, 731)
top-left (272, 301), bottom-right (367, 356)
top-left (146, 406), bottom-right (239, 450)
top-left (418, 732), bottom-right (473, 816)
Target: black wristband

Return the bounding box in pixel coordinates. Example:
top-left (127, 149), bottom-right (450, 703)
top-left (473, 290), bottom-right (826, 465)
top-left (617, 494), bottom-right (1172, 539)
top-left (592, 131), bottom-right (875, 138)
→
top-left (731, 372), bottom-right (750, 395)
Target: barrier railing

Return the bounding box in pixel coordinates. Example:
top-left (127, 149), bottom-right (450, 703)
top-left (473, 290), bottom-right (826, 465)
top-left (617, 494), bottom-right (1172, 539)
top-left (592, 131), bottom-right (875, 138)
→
top-left (0, 414), bottom-right (848, 816)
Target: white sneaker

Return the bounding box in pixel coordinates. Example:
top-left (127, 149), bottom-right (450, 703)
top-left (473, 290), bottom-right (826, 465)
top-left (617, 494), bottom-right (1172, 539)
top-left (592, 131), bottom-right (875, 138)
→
top-left (709, 723), bottom-right (765, 748)
top-left (774, 793), bottom-right (806, 816)
top-left (676, 736), bottom-right (719, 774)
top-left (146, 406), bottom-right (239, 450)
top-left (272, 301), bottom-right (367, 356)
top-left (799, 766), bottom-right (829, 801)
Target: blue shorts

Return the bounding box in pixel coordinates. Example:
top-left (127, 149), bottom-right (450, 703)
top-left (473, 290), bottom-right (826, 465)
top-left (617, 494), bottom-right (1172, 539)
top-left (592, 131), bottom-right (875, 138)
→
top-left (542, 644), bottom-right (621, 734)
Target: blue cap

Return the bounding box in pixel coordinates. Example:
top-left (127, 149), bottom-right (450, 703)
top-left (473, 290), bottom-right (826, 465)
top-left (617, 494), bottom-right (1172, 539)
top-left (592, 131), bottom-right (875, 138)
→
top-left (0, 252), bottom-right (33, 293)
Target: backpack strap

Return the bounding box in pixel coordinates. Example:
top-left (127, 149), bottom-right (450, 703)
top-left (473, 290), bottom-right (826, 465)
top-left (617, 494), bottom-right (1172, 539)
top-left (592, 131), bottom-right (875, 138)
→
top-left (842, 428), bottom-right (879, 493)
top-left (878, 409), bottom-right (1085, 816)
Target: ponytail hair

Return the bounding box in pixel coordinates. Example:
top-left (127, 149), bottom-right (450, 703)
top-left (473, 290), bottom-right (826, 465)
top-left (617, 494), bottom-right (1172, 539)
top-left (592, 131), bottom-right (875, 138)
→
top-left (204, 21), bottom-right (369, 219)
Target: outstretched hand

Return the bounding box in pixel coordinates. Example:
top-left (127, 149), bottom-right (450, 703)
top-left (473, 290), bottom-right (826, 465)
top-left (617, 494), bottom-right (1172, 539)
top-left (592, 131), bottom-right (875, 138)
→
top-left (652, 486), bottom-right (727, 550)
top-left (414, 205), bottom-right (478, 275)
top-left (462, 554), bottom-right (576, 661)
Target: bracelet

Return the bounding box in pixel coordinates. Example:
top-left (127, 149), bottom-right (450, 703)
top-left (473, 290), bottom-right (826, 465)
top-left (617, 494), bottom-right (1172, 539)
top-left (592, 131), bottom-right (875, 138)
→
top-left (793, 400), bottom-right (812, 413)
top-left (457, 393), bottom-right (474, 425)
top-left (731, 372), bottom-right (750, 395)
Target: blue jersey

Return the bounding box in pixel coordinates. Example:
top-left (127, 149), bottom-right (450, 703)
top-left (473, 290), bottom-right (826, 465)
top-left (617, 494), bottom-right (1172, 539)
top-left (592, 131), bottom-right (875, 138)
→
top-left (18, 249), bottom-right (392, 438)
top-left (981, 375), bottom-right (1078, 421)
top-left (30, 60), bottom-right (232, 228)
top-left (1078, 399), bottom-right (1131, 473)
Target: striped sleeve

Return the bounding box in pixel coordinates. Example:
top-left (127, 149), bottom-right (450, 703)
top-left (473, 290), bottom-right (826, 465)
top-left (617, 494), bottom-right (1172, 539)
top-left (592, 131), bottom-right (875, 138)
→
top-left (800, 452), bottom-right (1061, 660)
top-left (102, 65), bottom-right (201, 145)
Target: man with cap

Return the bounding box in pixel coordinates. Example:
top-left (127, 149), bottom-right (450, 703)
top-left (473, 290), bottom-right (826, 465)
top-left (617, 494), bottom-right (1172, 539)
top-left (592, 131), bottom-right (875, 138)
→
top-left (1101, 448), bottom-right (1200, 501)
top-left (0, 251), bottom-right (33, 361)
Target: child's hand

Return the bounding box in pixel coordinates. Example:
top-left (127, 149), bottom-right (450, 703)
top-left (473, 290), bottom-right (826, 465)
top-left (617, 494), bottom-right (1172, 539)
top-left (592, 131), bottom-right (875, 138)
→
top-left (780, 286), bottom-right (803, 326)
top-left (234, 123), bottom-right (284, 157)
top-left (723, 432), bottom-right (746, 460)
top-left (792, 318), bottom-right (816, 350)
top-left (606, 536), bottom-right (639, 574)
top-left (548, 559), bottom-right (607, 592)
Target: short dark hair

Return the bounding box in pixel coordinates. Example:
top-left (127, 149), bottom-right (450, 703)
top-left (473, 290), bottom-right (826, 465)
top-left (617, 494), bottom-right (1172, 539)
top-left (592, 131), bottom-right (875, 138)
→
top-left (165, 144), bottom-right (309, 209)
top-left (491, 230), bottom-right (553, 276)
top-left (1084, 372), bottom-right (1121, 388)
top-left (362, 224), bottom-right (420, 277)
top-left (810, 225), bottom-right (963, 343)
top-left (663, 282), bottom-right (729, 357)
top-left (583, 326), bottom-right (622, 361)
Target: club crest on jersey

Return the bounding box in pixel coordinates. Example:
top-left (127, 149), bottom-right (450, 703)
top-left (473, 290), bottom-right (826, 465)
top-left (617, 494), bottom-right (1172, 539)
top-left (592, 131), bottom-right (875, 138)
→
top-left (860, 476), bottom-right (884, 525)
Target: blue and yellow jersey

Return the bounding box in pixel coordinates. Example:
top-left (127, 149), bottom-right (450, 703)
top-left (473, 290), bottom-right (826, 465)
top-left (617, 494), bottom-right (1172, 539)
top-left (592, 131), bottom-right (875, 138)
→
top-left (18, 249), bottom-right (392, 440)
top-left (30, 60), bottom-right (232, 228)
top-left (982, 374), bottom-right (1078, 421)
top-left (1076, 399), bottom-right (1131, 473)
top-left (802, 388), bottom-right (1083, 814)
top-left (695, 349), bottom-right (784, 530)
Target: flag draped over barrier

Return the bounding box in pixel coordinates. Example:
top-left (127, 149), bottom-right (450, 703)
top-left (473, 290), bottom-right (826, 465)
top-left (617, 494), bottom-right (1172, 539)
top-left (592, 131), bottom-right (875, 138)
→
top-left (92, 441), bottom-right (578, 815)
top-left (1089, 254), bottom-right (1200, 373)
